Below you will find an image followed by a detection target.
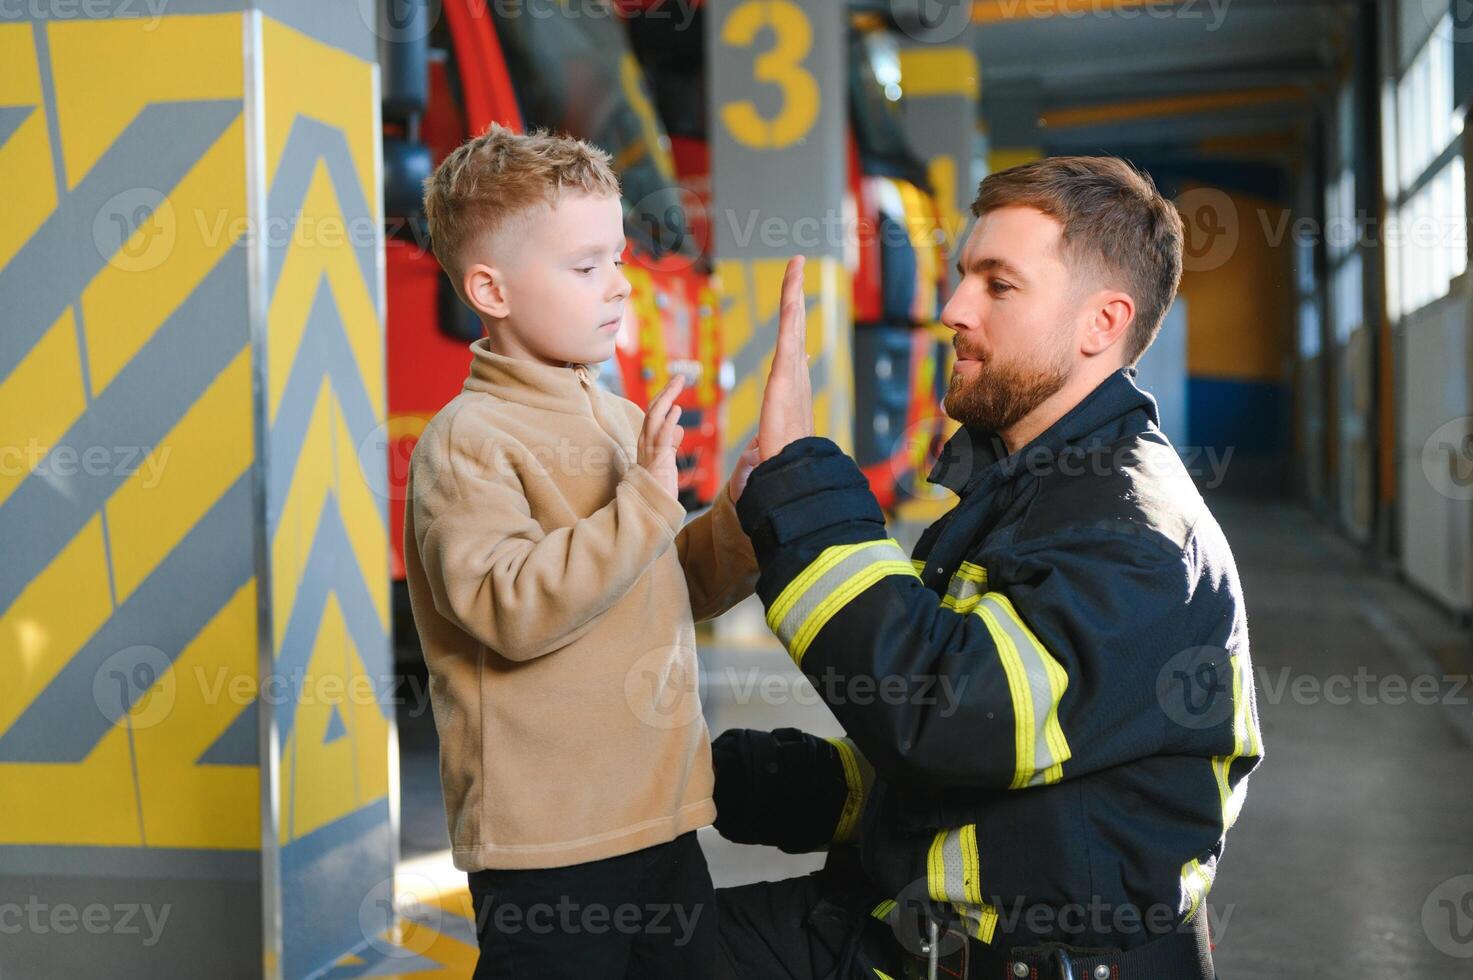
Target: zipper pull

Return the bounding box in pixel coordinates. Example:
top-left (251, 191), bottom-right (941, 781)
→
top-left (573, 364), bottom-right (592, 387)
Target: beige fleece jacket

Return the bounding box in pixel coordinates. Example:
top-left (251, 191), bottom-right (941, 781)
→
top-left (403, 337), bottom-right (759, 871)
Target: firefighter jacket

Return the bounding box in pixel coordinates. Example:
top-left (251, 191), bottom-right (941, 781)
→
top-left (720, 365), bottom-right (1264, 952)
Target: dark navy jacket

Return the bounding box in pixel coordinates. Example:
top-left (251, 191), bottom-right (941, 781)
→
top-left (723, 366), bottom-right (1263, 951)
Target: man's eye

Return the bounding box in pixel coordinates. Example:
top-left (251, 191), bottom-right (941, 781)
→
top-left (990, 280), bottom-right (1013, 295)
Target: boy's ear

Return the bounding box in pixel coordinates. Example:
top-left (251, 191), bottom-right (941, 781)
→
top-left (462, 263), bottom-right (510, 319)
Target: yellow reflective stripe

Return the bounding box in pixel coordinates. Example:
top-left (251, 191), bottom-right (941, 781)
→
top-left (974, 593), bottom-right (1072, 788)
top-left (911, 557), bottom-right (927, 574)
top-left (826, 736), bottom-right (873, 844)
top-left (926, 828), bottom-right (949, 903)
top-left (966, 903), bottom-right (1000, 943)
top-left (973, 602), bottom-right (1037, 788)
top-left (873, 971), bottom-right (896, 980)
top-left (956, 560), bottom-right (988, 584)
top-left (872, 898), bottom-right (897, 921)
top-left (1179, 856), bottom-right (1216, 924)
top-left (940, 591), bottom-right (982, 614)
top-left (766, 541), bottom-right (863, 634)
top-left (926, 822), bottom-right (1000, 944)
top-left (766, 540), bottom-right (918, 666)
top-left (791, 558), bottom-right (915, 664)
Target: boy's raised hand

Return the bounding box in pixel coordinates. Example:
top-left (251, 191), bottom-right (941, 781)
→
top-left (756, 255), bottom-right (814, 461)
top-left (638, 374), bottom-right (686, 500)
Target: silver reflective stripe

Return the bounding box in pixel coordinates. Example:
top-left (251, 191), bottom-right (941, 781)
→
top-left (770, 540), bottom-right (913, 660)
top-left (945, 574), bottom-right (984, 607)
top-left (937, 826), bottom-right (973, 901)
top-left (978, 593), bottom-right (1070, 786)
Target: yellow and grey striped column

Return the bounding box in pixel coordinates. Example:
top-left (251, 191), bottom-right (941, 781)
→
top-left (706, 0), bottom-right (855, 479)
top-left (0, 3), bottom-right (392, 978)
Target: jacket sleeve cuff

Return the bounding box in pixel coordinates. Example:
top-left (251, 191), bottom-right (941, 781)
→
top-left (622, 463), bottom-right (689, 535)
top-left (735, 437), bottom-right (888, 597)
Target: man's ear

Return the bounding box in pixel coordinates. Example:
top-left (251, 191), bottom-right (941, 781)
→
top-left (1081, 289), bottom-right (1135, 358)
top-left (462, 263), bottom-right (510, 319)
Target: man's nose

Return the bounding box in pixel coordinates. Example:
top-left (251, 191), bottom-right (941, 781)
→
top-left (940, 287), bottom-right (975, 333)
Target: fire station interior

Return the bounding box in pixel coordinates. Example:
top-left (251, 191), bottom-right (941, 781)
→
top-left (5, 0), bottom-right (1473, 977)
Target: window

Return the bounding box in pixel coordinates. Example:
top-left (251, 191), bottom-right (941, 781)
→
top-left (1386, 12), bottom-right (1466, 319)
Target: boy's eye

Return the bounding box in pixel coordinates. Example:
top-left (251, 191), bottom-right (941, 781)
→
top-left (614, 259), bottom-right (624, 268)
top-left (575, 267), bottom-right (594, 274)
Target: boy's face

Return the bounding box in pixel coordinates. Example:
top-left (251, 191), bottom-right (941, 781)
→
top-left (462, 191), bottom-right (632, 367)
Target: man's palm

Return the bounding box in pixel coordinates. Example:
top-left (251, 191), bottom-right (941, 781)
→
top-left (757, 256), bottom-right (814, 461)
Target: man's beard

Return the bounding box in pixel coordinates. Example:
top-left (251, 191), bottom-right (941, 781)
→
top-left (943, 343), bottom-right (1072, 436)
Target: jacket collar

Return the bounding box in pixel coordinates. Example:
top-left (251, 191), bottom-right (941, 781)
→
top-left (927, 365), bottom-right (1160, 495)
top-left (462, 337), bottom-right (598, 415)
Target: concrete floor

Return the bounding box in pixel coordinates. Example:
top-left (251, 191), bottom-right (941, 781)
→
top-left (376, 496), bottom-right (1473, 979)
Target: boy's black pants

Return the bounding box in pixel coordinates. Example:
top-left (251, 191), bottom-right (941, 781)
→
top-left (467, 830), bottom-right (715, 979)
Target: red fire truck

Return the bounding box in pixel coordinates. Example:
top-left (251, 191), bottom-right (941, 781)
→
top-left (380, 0), bottom-right (726, 637)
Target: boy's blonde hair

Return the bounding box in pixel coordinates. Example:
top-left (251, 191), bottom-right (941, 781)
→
top-left (422, 124), bottom-right (622, 280)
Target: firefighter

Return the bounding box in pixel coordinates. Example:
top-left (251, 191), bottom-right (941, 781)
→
top-left (713, 157), bottom-right (1263, 980)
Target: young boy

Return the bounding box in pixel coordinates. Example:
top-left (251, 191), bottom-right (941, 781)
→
top-left (403, 125), bottom-right (762, 979)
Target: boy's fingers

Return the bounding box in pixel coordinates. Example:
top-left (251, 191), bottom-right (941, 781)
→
top-left (642, 378), bottom-right (683, 439)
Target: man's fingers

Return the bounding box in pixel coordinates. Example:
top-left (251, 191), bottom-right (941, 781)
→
top-left (773, 256), bottom-right (805, 370)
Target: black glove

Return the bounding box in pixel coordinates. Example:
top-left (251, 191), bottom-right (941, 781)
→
top-left (711, 727), bottom-right (850, 854)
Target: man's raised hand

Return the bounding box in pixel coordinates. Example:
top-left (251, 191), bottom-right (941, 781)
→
top-left (756, 255), bottom-right (815, 461)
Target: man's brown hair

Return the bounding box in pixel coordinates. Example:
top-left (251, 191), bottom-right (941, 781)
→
top-left (422, 124), bottom-right (622, 283)
top-left (971, 156), bottom-right (1184, 365)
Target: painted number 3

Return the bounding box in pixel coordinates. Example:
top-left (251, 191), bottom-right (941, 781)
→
top-left (719, 0), bottom-right (819, 149)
